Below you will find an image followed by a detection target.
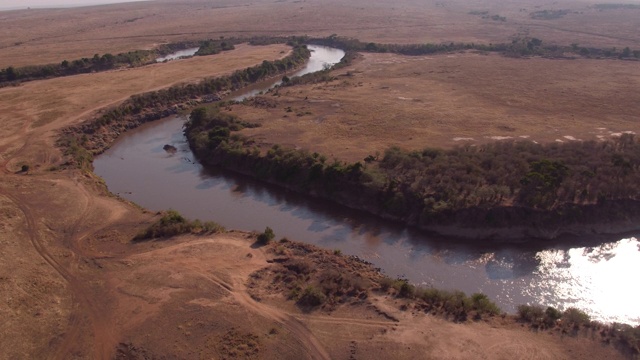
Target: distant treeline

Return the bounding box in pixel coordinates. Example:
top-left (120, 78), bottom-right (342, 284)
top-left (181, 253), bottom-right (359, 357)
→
top-left (308, 35), bottom-right (640, 59)
top-left (185, 107), bottom-right (640, 237)
top-left (5, 34), bottom-right (638, 88)
top-left (59, 44), bottom-right (311, 168)
top-left (0, 39), bottom-right (238, 87)
top-left (0, 49), bottom-right (156, 86)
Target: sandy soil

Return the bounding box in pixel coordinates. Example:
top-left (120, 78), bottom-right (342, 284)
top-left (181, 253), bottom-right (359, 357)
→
top-left (1, 0), bottom-right (640, 67)
top-left (232, 51), bottom-right (640, 162)
top-left (0, 1), bottom-right (635, 359)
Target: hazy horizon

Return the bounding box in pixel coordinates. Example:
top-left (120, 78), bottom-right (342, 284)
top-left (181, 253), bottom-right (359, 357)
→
top-left (0, 0), bottom-right (151, 11)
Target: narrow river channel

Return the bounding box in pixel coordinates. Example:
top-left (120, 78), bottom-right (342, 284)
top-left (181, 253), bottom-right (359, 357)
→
top-left (94, 44), bottom-right (640, 326)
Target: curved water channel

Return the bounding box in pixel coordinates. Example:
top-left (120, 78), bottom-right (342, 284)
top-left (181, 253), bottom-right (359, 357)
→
top-left (94, 45), bottom-right (640, 326)
top-left (156, 47), bottom-right (200, 62)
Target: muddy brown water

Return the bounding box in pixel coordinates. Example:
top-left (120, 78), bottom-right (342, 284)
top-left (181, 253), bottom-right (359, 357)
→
top-left (94, 45), bottom-right (640, 325)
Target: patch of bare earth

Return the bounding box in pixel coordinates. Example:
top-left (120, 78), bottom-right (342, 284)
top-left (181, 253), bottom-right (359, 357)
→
top-left (231, 51), bottom-right (640, 162)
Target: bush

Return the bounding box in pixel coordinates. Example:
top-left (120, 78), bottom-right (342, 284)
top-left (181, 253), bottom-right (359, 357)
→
top-left (471, 293), bottom-right (501, 316)
top-left (284, 258), bottom-right (312, 275)
top-left (379, 277), bottom-right (395, 291)
top-left (202, 221), bottom-right (225, 233)
top-left (517, 304), bottom-right (545, 323)
top-left (545, 306), bottom-right (562, 321)
top-left (517, 304), bottom-right (571, 328)
top-left (134, 210), bottom-right (224, 240)
top-left (562, 307), bottom-right (591, 327)
top-left (257, 226), bottom-right (275, 244)
top-left (398, 280), bottom-right (415, 298)
top-left (298, 285), bottom-right (326, 307)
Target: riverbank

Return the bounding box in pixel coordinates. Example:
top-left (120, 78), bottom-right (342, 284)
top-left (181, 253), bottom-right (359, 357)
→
top-left (0, 44), bottom-right (309, 358)
top-left (183, 105), bottom-right (640, 244)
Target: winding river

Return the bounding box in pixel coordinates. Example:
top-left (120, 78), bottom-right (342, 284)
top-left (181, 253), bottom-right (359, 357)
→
top-left (94, 45), bottom-right (640, 326)
top-left (155, 47), bottom-right (200, 62)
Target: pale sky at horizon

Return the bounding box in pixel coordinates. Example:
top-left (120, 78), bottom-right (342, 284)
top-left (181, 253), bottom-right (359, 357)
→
top-left (0, 0), bottom-right (151, 10)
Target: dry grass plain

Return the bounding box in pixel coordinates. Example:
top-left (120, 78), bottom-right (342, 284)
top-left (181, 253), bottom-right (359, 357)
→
top-left (0, 0), bottom-right (638, 359)
top-left (2, 0), bottom-right (640, 68)
top-left (232, 51), bottom-right (640, 162)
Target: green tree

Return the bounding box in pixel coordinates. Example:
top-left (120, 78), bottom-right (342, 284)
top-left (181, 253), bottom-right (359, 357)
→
top-left (257, 226), bottom-right (275, 244)
top-left (519, 160), bottom-right (569, 208)
top-left (5, 66), bottom-right (17, 81)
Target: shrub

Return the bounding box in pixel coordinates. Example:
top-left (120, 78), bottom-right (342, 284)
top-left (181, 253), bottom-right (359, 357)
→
top-left (471, 293), bottom-right (501, 316)
top-left (398, 280), bottom-right (415, 298)
top-left (284, 258), bottom-right (312, 275)
top-left (545, 306), bottom-right (562, 322)
top-left (379, 277), bottom-right (395, 291)
top-left (133, 210), bottom-right (224, 240)
top-left (517, 304), bottom-right (545, 323)
top-left (202, 221), bottom-right (225, 233)
top-left (257, 226), bottom-right (275, 244)
top-left (298, 285), bottom-right (326, 307)
top-left (562, 307), bottom-right (591, 327)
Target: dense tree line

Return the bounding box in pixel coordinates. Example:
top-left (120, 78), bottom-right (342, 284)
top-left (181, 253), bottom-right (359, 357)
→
top-left (0, 39), bottom-right (241, 87)
top-left (194, 39), bottom-right (235, 56)
top-left (308, 35), bottom-right (507, 55)
top-left (308, 35), bottom-right (640, 60)
top-left (185, 107), bottom-right (640, 237)
top-left (0, 50), bottom-right (156, 86)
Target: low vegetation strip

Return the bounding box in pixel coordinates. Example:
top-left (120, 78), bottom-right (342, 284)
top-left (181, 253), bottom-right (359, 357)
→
top-left (309, 35), bottom-right (640, 59)
top-left (516, 304), bottom-right (640, 355)
top-left (184, 107), bottom-right (640, 240)
top-left (59, 42), bottom-right (311, 169)
top-left (133, 210), bottom-right (224, 241)
top-left (0, 39), bottom-right (236, 87)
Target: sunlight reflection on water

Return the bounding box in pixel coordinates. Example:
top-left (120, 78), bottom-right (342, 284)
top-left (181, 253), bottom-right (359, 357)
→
top-left (529, 237), bottom-right (640, 325)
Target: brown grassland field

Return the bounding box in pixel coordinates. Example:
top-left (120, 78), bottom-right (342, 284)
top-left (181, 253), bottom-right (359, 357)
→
top-left (1, 0), bottom-right (639, 359)
top-left (232, 52), bottom-right (640, 162)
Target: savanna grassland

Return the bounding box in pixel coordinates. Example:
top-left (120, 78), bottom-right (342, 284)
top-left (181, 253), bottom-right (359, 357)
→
top-left (1, 0), bottom-right (640, 359)
top-left (229, 51), bottom-right (640, 162)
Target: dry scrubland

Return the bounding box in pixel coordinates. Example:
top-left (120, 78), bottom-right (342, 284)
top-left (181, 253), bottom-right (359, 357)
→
top-left (2, 0), bottom-right (640, 67)
top-left (233, 51), bottom-right (640, 162)
top-left (0, 0), bottom-right (639, 359)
